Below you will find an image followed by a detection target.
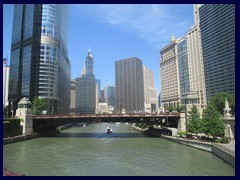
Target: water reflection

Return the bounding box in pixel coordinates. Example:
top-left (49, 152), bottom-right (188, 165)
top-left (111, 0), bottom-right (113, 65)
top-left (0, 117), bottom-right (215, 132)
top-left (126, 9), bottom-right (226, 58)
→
top-left (57, 132), bottom-right (150, 138)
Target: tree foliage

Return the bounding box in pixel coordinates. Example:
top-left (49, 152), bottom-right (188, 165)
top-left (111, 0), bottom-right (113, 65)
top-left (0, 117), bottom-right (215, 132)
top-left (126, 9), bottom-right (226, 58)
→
top-left (3, 105), bottom-right (9, 117)
top-left (187, 105), bottom-right (203, 134)
top-left (166, 105), bottom-right (174, 112)
top-left (202, 105), bottom-right (225, 138)
top-left (176, 105), bottom-right (185, 112)
top-left (32, 97), bottom-right (47, 115)
top-left (208, 92), bottom-right (235, 115)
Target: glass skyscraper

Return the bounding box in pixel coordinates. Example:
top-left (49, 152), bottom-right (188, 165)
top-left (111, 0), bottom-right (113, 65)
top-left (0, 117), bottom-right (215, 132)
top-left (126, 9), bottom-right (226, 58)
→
top-left (178, 38), bottom-right (190, 97)
top-left (104, 85), bottom-right (115, 107)
top-left (8, 4), bottom-right (71, 115)
top-left (199, 4), bottom-right (235, 101)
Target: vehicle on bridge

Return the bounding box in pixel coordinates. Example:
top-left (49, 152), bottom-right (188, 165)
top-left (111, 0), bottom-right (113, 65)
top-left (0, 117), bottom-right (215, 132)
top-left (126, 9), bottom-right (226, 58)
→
top-left (106, 127), bottom-right (112, 133)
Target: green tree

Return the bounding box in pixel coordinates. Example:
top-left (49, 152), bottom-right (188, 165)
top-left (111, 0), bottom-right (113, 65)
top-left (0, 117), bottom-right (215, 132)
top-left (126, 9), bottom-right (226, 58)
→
top-left (3, 105), bottom-right (9, 117)
top-left (202, 105), bottom-right (225, 138)
top-left (208, 92), bottom-right (235, 115)
top-left (167, 105), bottom-right (174, 112)
top-left (32, 97), bottom-right (47, 115)
top-left (175, 105), bottom-right (185, 112)
top-left (187, 105), bottom-right (203, 134)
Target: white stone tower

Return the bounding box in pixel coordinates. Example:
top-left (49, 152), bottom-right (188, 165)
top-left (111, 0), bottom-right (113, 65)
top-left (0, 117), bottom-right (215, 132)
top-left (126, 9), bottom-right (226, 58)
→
top-left (15, 97), bottom-right (33, 134)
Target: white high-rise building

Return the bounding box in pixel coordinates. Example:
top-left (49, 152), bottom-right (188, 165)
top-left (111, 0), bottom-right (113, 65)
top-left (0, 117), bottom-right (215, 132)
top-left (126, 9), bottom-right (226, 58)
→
top-left (95, 82), bottom-right (99, 114)
top-left (143, 66), bottom-right (158, 113)
top-left (70, 79), bottom-right (76, 114)
top-left (184, 23), bottom-right (207, 114)
top-left (3, 66), bottom-right (10, 107)
top-left (160, 5), bottom-right (207, 114)
top-left (160, 36), bottom-right (181, 111)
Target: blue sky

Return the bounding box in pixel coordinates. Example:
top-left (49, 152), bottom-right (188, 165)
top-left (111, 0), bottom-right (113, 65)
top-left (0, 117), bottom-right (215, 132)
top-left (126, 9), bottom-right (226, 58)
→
top-left (3, 4), bottom-right (194, 94)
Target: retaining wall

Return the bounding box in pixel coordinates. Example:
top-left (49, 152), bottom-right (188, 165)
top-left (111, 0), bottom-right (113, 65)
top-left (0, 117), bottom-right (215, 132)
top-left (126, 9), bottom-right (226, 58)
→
top-left (162, 135), bottom-right (235, 167)
top-left (3, 133), bottom-right (39, 145)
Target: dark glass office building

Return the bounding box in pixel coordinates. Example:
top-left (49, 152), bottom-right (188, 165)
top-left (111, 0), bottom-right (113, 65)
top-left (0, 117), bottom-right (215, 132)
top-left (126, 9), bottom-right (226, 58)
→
top-left (115, 57), bottom-right (144, 113)
top-left (8, 4), bottom-right (71, 114)
top-left (104, 85), bottom-right (115, 107)
top-left (177, 38), bottom-right (190, 98)
top-left (199, 4), bottom-right (235, 101)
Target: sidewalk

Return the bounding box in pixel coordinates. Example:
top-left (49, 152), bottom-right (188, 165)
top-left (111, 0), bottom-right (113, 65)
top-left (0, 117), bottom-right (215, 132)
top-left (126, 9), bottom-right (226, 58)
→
top-left (219, 139), bottom-right (235, 151)
top-left (212, 139), bottom-right (235, 157)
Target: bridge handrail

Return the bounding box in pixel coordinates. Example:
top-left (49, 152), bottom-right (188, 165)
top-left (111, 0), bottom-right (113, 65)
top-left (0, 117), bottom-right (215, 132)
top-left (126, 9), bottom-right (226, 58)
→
top-left (33, 113), bottom-right (180, 119)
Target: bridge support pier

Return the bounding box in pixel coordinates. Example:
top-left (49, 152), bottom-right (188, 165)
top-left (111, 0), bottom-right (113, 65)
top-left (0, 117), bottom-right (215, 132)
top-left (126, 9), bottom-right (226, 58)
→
top-left (15, 97), bottom-right (33, 134)
top-left (177, 112), bottom-right (186, 132)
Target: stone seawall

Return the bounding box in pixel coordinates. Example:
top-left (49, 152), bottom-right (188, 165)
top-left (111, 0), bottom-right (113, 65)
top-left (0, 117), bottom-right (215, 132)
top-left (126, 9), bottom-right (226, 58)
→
top-left (3, 133), bottom-right (39, 145)
top-left (212, 143), bottom-right (235, 167)
top-left (57, 123), bottom-right (76, 131)
top-left (161, 135), bottom-right (235, 167)
top-left (161, 135), bottom-right (212, 152)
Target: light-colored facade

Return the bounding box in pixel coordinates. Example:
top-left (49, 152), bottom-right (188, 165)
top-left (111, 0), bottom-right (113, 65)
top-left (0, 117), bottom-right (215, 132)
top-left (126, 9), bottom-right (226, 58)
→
top-left (3, 66), bottom-right (10, 107)
top-left (160, 36), bottom-right (181, 111)
top-left (160, 5), bottom-right (207, 114)
top-left (115, 57), bottom-right (144, 113)
top-left (143, 66), bottom-right (158, 113)
top-left (76, 49), bottom-right (96, 114)
top-left (183, 18), bottom-right (207, 114)
top-left (95, 82), bottom-right (99, 114)
top-left (98, 103), bottom-right (109, 114)
top-left (70, 79), bottom-right (76, 114)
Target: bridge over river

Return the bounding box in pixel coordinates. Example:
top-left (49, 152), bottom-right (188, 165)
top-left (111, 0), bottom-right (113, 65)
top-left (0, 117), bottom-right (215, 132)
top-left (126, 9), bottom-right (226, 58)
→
top-left (33, 113), bottom-right (184, 133)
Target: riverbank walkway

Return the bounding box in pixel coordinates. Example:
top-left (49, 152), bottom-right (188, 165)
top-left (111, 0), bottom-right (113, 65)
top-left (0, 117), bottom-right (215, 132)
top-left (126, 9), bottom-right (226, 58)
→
top-left (212, 139), bottom-right (235, 157)
top-left (162, 135), bottom-right (235, 154)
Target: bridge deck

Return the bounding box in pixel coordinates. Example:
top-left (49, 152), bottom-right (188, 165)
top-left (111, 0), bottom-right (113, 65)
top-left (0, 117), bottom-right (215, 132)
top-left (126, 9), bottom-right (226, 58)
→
top-left (33, 113), bottom-right (180, 119)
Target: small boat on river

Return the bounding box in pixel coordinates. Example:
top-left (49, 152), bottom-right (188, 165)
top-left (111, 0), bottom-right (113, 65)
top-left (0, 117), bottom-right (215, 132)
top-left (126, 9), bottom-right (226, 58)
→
top-left (105, 127), bottom-right (113, 133)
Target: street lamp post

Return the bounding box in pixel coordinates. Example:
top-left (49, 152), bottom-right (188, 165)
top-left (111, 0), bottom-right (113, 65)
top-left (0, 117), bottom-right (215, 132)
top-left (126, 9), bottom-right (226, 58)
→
top-left (228, 124), bottom-right (231, 142)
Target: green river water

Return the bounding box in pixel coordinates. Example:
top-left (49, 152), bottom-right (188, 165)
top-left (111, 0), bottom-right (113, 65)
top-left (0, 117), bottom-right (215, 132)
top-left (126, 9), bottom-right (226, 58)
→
top-left (3, 123), bottom-right (235, 176)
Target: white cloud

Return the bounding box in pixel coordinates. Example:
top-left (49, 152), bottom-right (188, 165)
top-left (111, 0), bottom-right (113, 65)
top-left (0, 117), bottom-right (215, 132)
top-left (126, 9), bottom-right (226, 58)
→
top-left (71, 4), bottom-right (193, 49)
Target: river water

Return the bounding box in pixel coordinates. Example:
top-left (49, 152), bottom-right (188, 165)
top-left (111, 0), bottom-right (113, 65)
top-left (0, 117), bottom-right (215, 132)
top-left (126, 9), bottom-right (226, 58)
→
top-left (3, 123), bottom-right (235, 176)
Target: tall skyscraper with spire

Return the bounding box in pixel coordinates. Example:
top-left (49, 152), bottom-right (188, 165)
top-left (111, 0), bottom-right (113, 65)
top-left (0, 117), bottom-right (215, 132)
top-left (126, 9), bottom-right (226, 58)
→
top-left (8, 4), bottom-right (71, 115)
top-left (76, 48), bottom-right (96, 114)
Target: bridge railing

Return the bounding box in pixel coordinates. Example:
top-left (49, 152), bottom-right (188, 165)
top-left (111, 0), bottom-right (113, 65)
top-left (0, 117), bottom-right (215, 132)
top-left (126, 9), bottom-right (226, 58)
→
top-left (33, 113), bottom-right (180, 119)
